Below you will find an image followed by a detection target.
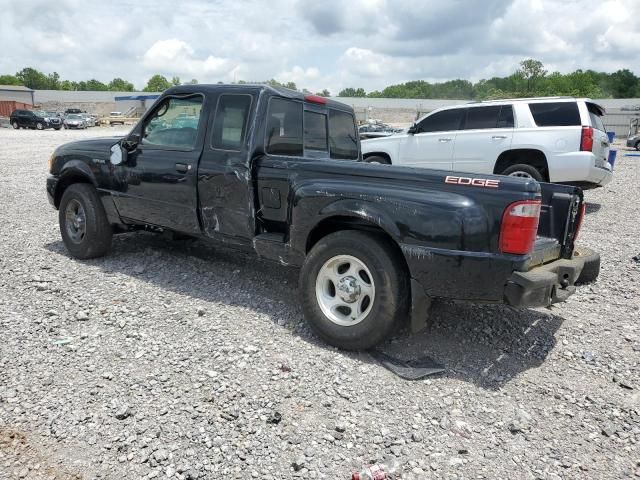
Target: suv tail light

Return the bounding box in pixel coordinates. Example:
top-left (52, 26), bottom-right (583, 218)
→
top-left (304, 94), bottom-right (327, 105)
top-left (499, 200), bottom-right (542, 255)
top-left (580, 126), bottom-right (594, 151)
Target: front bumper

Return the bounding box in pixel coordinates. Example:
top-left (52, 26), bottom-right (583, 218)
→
top-left (504, 256), bottom-right (584, 308)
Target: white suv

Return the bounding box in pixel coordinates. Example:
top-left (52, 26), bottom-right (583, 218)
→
top-left (361, 97), bottom-right (613, 188)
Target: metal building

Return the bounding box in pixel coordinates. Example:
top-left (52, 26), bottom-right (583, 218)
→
top-left (0, 85), bottom-right (35, 117)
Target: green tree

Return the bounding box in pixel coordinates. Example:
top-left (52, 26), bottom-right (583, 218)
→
top-left (108, 78), bottom-right (135, 91)
top-left (517, 59), bottom-right (547, 93)
top-left (46, 72), bottom-right (60, 89)
top-left (83, 79), bottom-right (108, 91)
top-left (315, 89), bottom-right (331, 97)
top-left (339, 87), bottom-right (366, 97)
top-left (15, 67), bottom-right (49, 89)
top-left (607, 69), bottom-right (638, 98)
top-left (171, 76), bottom-right (181, 86)
top-left (0, 74), bottom-right (22, 86)
top-left (143, 74), bottom-right (172, 92)
top-left (186, 78), bottom-right (199, 84)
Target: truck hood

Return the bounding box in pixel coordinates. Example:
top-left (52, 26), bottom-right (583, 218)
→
top-left (57, 137), bottom-right (123, 154)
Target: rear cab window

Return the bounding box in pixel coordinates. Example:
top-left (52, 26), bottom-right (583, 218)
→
top-left (266, 97), bottom-right (358, 160)
top-left (529, 102), bottom-right (580, 127)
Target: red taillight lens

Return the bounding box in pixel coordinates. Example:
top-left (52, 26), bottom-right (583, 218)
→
top-left (580, 126), bottom-right (594, 151)
top-left (304, 94), bottom-right (327, 105)
top-left (500, 200), bottom-right (541, 255)
top-left (573, 202), bottom-right (586, 242)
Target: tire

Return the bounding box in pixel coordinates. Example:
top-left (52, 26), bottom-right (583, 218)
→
top-left (64, 124), bottom-right (68, 129)
top-left (59, 184), bottom-right (112, 259)
top-left (635, 140), bottom-right (640, 151)
top-left (364, 155), bottom-right (391, 165)
top-left (573, 246), bottom-right (600, 284)
top-left (11, 120), bottom-right (19, 129)
top-left (36, 122), bottom-right (44, 130)
top-left (501, 164), bottom-right (544, 182)
top-left (54, 127), bottom-right (61, 130)
top-left (300, 230), bottom-right (409, 350)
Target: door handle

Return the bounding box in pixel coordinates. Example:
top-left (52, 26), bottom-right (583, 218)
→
top-left (438, 138), bottom-right (452, 142)
top-left (175, 163), bottom-right (190, 173)
top-left (492, 135), bottom-right (507, 140)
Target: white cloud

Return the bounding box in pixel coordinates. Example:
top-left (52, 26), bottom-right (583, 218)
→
top-left (142, 39), bottom-right (233, 79)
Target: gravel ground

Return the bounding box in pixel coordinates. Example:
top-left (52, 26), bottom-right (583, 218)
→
top-left (0, 127), bottom-right (639, 480)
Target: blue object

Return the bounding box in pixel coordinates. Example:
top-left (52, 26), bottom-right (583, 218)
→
top-left (608, 149), bottom-right (616, 168)
top-left (607, 131), bottom-right (615, 143)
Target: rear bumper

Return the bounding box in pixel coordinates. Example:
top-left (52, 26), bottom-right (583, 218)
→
top-left (504, 256), bottom-right (584, 308)
top-left (549, 152), bottom-right (612, 187)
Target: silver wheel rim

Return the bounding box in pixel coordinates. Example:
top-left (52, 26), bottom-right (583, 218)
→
top-left (315, 254), bottom-right (375, 326)
top-left (508, 171), bottom-right (533, 178)
top-left (64, 199), bottom-right (87, 243)
top-left (36, 123), bottom-right (43, 130)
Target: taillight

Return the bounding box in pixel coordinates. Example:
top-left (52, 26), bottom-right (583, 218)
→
top-left (580, 126), bottom-right (594, 151)
top-left (573, 202), bottom-right (586, 242)
top-left (304, 94), bottom-right (327, 105)
top-left (499, 200), bottom-right (541, 255)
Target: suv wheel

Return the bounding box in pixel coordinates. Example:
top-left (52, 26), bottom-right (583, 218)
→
top-left (635, 140), bottom-right (640, 151)
top-left (364, 155), bottom-right (391, 165)
top-left (501, 164), bottom-right (544, 182)
top-left (59, 184), bottom-right (113, 259)
top-left (11, 120), bottom-right (19, 129)
top-left (300, 230), bottom-right (409, 350)
top-left (36, 122), bottom-right (44, 130)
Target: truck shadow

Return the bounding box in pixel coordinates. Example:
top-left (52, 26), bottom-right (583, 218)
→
top-left (44, 232), bottom-right (563, 390)
top-left (585, 202), bottom-right (601, 214)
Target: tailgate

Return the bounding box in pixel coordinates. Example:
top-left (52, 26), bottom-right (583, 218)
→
top-left (530, 183), bottom-right (584, 267)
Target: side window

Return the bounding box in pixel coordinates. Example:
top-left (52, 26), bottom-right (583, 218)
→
top-left (266, 98), bottom-right (303, 156)
top-left (497, 105), bottom-right (514, 128)
top-left (304, 111), bottom-right (328, 156)
top-left (211, 94), bottom-right (252, 150)
top-left (329, 109), bottom-right (358, 160)
top-left (529, 102), bottom-right (580, 127)
top-left (464, 106), bottom-right (501, 130)
top-left (142, 96), bottom-right (203, 149)
top-left (416, 108), bottom-right (463, 133)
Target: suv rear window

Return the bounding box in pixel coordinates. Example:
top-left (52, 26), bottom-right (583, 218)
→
top-left (587, 103), bottom-right (606, 132)
top-left (529, 102), bottom-right (580, 127)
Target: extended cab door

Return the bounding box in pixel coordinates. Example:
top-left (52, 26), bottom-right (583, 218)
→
top-left (111, 94), bottom-right (205, 233)
top-left (397, 108), bottom-right (463, 170)
top-left (453, 105), bottom-right (514, 174)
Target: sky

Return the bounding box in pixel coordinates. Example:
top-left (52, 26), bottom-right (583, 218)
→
top-left (1, 0), bottom-right (639, 94)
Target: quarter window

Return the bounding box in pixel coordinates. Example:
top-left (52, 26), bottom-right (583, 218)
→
top-left (329, 109), bottom-right (358, 160)
top-left (211, 94), bottom-right (252, 150)
top-left (142, 96), bottom-right (203, 149)
top-left (266, 98), bottom-right (303, 156)
top-left (529, 102), bottom-right (580, 127)
top-left (416, 108), bottom-right (464, 133)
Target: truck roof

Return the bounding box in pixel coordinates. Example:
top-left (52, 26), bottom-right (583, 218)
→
top-left (163, 84), bottom-right (352, 111)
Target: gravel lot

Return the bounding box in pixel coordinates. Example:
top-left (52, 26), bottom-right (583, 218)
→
top-left (0, 127), bottom-right (638, 480)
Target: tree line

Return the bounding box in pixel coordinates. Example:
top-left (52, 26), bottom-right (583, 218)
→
top-left (1, 60), bottom-right (638, 99)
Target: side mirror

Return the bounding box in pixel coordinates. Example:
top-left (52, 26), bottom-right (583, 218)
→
top-left (407, 123), bottom-right (418, 135)
top-left (110, 143), bottom-right (126, 165)
top-left (122, 133), bottom-right (140, 152)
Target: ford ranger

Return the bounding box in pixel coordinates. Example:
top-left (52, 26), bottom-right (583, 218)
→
top-left (47, 84), bottom-right (592, 350)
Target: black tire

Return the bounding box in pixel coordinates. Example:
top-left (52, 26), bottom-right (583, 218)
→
top-left (59, 184), bottom-right (112, 259)
top-left (300, 230), bottom-right (409, 350)
top-left (64, 124), bottom-right (68, 129)
top-left (574, 246), bottom-right (600, 284)
top-left (635, 140), bottom-right (640, 151)
top-left (501, 164), bottom-right (544, 182)
top-left (54, 127), bottom-right (61, 130)
top-left (36, 122), bottom-right (44, 130)
top-left (11, 120), bottom-right (19, 129)
top-left (364, 155), bottom-right (391, 165)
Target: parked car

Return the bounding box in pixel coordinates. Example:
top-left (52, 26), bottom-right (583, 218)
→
top-left (46, 84), bottom-right (594, 350)
top-left (81, 113), bottom-right (95, 127)
top-left (627, 118), bottom-right (640, 150)
top-left (64, 114), bottom-right (87, 129)
top-left (108, 111), bottom-right (125, 126)
top-left (361, 97), bottom-right (613, 189)
top-left (64, 108), bottom-right (83, 115)
top-left (10, 109), bottom-right (61, 130)
top-left (358, 122), bottom-right (402, 140)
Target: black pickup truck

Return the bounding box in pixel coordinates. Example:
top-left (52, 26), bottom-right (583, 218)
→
top-left (47, 84), bottom-right (592, 350)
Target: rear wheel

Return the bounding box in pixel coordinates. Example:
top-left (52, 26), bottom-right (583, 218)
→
top-left (36, 122), bottom-right (44, 130)
top-left (635, 140), bottom-right (640, 151)
top-left (11, 120), bottom-right (19, 129)
top-left (364, 155), bottom-right (391, 165)
top-left (300, 230), bottom-right (408, 350)
top-left (59, 184), bottom-right (112, 259)
top-left (501, 164), bottom-right (544, 182)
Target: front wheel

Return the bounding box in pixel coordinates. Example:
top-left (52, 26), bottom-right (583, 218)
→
top-left (501, 164), bottom-right (544, 182)
top-left (11, 121), bottom-right (19, 129)
top-left (635, 141), bottom-right (640, 151)
top-left (59, 184), bottom-right (112, 259)
top-left (300, 231), bottom-right (409, 350)
top-left (36, 122), bottom-right (44, 130)
top-left (364, 155), bottom-right (391, 165)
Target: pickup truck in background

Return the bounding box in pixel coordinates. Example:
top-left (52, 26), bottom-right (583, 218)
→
top-left (47, 85), bottom-right (594, 350)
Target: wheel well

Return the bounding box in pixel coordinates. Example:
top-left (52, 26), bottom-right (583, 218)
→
top-left (494, 149), bottom-right (549, 181)
top-left (54, 174), bottom-right (93, 208)
top-left (363, 152), bottom-right (392, 164)
top-left (305, 215), bottom-right (410, 275)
